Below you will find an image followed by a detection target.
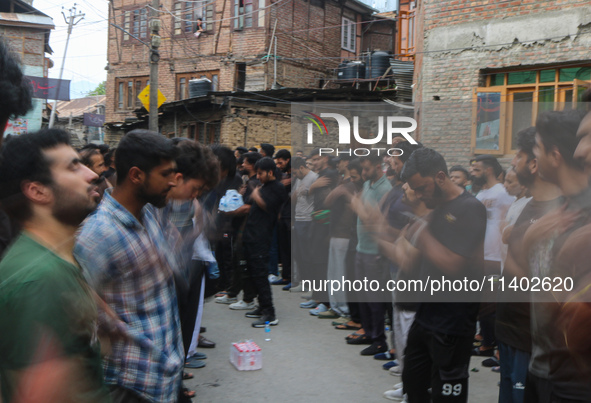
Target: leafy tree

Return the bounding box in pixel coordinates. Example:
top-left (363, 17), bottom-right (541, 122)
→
top-left (88, 81), bottom-right (106, 96)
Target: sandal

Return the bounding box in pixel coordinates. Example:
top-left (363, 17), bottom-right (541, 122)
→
top-left (336, 321), bottom-right (362, 331)
top-left (183, 372), bottom-right (194, 380)
top-left (345, 329), bottom-right (365, 340)
top-left (182, 388), bottom-right (196, 398)
top-left (346, 334), bottom-right (372, 345)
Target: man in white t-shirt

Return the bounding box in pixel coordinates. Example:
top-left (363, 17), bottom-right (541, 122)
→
top-left (471, 155), bottom-right (515, 356)
top-left (291, 157), bottom-right (319, 291)
top-left (501, 167), bottom-right (531, 247)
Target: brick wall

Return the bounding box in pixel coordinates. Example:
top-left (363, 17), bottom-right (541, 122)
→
top-left (105, 0), bottom-right (384, 136)
top-left (0, 26), bottom-right (45, 68)
top-left (415, 0), bottom-right (591, 168)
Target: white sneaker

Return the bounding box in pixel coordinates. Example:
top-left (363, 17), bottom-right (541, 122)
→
top-left (309, 303), bottom-right (328, 316)
top-left (389, 365), bottom-right (402, 376)
top-left (215, 294), bottom-right (238, 304)
top-left (383, 387), bottom-right (406, 401)
top-left (229, 300), bottom-right (256, 310)
top-left (393, 382), bottom-right (403, 389)
top-left (268, 274), bottom-right (281, 283)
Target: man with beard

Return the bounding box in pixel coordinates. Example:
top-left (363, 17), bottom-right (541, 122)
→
top-left (319, 157), bottom-right (363, 319)
top-left (75, 130), bottom-right (185, 403)
top-left (273, 149), bottom-right (292, 287)
top-left (0, 129), bottom-right (108, 403)
top-left (202, 146), bottom-right (242, 300)
top-left (290, 156), bottom-right (318, 293)
top-left (495, 127), bottom-right (562, 403)
top-left (242, 157), bottom-right (288, 327)
top-left (348, 154), bottom-right (392, 355)
top-left (521, 110), bottom-right (591, 403)
top-left (378, 141), bottom-right (420, 373)
top-left (378, 180), bottom-right (432, 401)
top-left (301, 151), bottom-right (339, 313)
top-left (399, 148), bottom-right (486, 403)
top-left (471, 154), bottom-right (514, 357)
top-left (218, 152), bottom-right (262, 309)
top-left (80, 147), bottom-right (112, 199)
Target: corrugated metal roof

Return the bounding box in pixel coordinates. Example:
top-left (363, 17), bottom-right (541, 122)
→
top-left (0, 12), bottom-right (54, 28)
top-left (56, 96), bottom-right (106, 118)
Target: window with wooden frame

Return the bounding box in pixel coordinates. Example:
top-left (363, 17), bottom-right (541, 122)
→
top-left (234, 0), bottom-right (255, 30)
top-left (472, 65), bottom-right (591, 155)
top-left (176, 71), bottom-right (220, 100)
top-left (115, 76), bottom-right (149, 111)
top-left (342, 17), bottom-right (356, 53)
top-left (121, 8), bottom-right (148, 42)
top-left (173, 1), bottom-right (214, 36)
top-left (186, 122), bottom-right (219, 144)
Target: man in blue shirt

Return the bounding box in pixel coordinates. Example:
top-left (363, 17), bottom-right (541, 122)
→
top-left (349, 154), bottom-right (392, 355)
top-left (76, 130), bottom-right (185, 403)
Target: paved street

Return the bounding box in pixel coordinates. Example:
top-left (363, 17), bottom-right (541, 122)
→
top-left (185, 289), bottom-right (500, 403)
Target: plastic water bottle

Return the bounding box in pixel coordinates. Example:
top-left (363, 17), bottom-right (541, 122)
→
top-left (264, 321), bottom-right (271, 341)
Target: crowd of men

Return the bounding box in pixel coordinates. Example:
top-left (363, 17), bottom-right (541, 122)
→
top-left (1, 39), bottom-right (591, 403)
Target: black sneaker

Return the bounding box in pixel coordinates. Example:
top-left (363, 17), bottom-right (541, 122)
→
top-left (252, 315), bottom-right (279, 328)
top-left (245, 307), bottom-right (263, 318)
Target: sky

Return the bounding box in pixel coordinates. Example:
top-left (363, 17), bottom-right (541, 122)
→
top-left (33, 0), bottom-right (109, 98)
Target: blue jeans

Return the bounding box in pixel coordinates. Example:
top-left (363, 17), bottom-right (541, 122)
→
top-left (498, 341), bottom-right (530, 403)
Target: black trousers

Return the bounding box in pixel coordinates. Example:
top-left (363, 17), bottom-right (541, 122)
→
top-left (179, 261), bottom-right (205, 358)
top-left (215, 233), bottom-right (234, 292)
top-left (309, 221), bottom-right (330, 302)
top-left (355, 251), bottom-right (387, 344)
top-left (226, 231), bottom-right (257, 301)
top-left (479, 260), bottom-right (500, 348)
top-left (402, 322), bottom-right (472, 403)
top-left (277, 217), bottom-right (291, 281)
top-left (243, 242), bottom-right (275, 317)
top-left (345, 238), bottom-right (361, 323)
top-left (524, 371), bottom-right (590, 403)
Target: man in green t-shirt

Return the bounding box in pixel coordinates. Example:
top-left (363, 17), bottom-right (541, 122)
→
top-left (0, 129), bottom-right (108, 403)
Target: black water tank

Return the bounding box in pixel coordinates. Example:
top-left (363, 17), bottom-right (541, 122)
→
top-left (189, 78), bottom-right (212, 98)
top-left (367, 51), bottom-right (391, 79)
top-left (337, 61), bottom-right (366, 80)
top-left (337, 62), bottom-right (349, 80)
top-left (347, 61), bottom-right (366, 79)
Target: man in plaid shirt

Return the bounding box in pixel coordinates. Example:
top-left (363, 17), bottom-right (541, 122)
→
top-left (75, 130), bottom-right (184, 403)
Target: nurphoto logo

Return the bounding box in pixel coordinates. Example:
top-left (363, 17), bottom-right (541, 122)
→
top-left (293, 103), bottom-right (418, 157)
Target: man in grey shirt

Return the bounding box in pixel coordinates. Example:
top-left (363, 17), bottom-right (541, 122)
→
top-left (291, 157), bottom-right (318, 291)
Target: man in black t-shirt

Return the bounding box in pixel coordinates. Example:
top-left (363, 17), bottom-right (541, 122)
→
top-left (304, 151), bottom-right (339, 310)
top-left (274, 149), bottom-right (292, 287)
top-left (242, 157), bottom-right (288, 327)
top-left (217, 152), bottom-right (262, 309)
top-left (399, 148), bottom-right (486, 403)
top-left (498, 127), bottom-right (563, 403)
top-left (205, 146), bottom-right (244, 295)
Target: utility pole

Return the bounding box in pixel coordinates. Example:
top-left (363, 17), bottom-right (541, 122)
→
top-left (149, 0), bottom-right (161, 132)
top-left (49, 4), bottom-right (84, 128)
